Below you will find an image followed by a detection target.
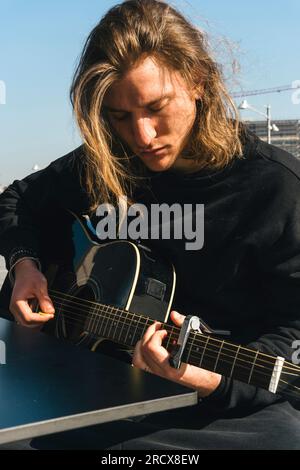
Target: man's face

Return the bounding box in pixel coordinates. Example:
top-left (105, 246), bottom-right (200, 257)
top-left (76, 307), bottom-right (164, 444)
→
top-left (103, 56), bottom-right (200, 173)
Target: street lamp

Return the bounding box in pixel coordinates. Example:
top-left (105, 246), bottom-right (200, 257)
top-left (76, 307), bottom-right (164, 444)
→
top-left (238, 100), bottom-right (279, 144)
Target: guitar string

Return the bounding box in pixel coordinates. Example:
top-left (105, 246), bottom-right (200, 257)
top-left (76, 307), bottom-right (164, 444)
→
top-left (49, 288), bottom-right (298, 368)
top-left (49, 294), bottom-right (275, 371)
top-left (277, 379), bottom-right (300, 392)
top-left (49, 289), bottom-right (276, 365)
top-left (49, 289), bottom-right (300, 374)
top-left (48, 297), bottom-right (282, 386)
top-left (52, 309), bottom-right (300, 397)
top-left (54, 309), bottom-right (273, 388)
top-left (48, 289), bottom-right (300, 376)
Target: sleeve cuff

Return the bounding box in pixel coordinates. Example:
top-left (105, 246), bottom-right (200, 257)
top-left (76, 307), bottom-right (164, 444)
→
top-left (8, 250), bottom-right (41, 286)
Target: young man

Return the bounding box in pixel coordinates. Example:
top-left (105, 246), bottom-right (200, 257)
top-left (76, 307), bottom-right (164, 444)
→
top-left (0, 0), bottom-right (299, 449)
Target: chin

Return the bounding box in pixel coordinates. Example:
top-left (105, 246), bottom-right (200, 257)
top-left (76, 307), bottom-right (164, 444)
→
top-left (142, 156), bottom-right (176, 172)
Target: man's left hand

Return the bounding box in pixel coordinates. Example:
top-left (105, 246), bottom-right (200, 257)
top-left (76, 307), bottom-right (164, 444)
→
top-left (132, 310), bottom-right (222, 397)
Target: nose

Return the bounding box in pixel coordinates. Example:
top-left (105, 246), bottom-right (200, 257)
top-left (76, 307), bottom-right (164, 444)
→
top-left (133, 117), bottom-right (157, 149)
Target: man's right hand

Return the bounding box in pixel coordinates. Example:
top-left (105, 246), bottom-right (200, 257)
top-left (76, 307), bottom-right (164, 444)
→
top-left (9, 259), bottom-right (55, 327)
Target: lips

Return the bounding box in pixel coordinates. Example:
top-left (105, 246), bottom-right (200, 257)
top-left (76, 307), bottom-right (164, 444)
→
top-left (140, 146), bottom-right (168, 157)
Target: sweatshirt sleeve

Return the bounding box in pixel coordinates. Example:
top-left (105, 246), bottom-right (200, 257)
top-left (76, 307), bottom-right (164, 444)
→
top-left (0, 147), bottom-right (85, 270)
top-left (204, 157), bottom-right (300, 411)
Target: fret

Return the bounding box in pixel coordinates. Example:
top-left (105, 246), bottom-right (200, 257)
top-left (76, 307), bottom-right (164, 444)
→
top-left (95, 304), bottom-right (103, 336)
top-left (97, 305), bottom-right (107, 337)
top-left (247, 350), bottom-right (259, 384)
top-left (250, 351), bottom-right (275, 390)
top-left (126, 315), bottom-right (138, 347)
top-left (213, 340), bottom-right (224, 372)
top-left (55, 287), bottom-right (282, 396)
top-left (217, 342), bottom-right (241, 379)
top-left (131, 315), bottom-right (143, 346)
top-left (185, 330), bottom-right (197, 364)
top-left (214, 342), bottom-right (255, 383)
top-left (180, 334), bottom-right (275, 391)
top-left (199, 335), bottom-right (210, 368)
top-left (86, 303), bottom-right (95, 334)
top-left (229, 344), bottom-right (241, 379)
top-left (118, 310), bottom-right (128, 344)
top-left (200, 336), bottom-right (221, 372)
top-left (105, 305), bottom-right (119, 340)
top-left (89, 301), bottom-right (98, 335)
top-left (100, 305), bottom-right (113, 339)
top-left (234, 347), bottom-right (258, 383)
top-left (95, 303), bottom-right (105, 337)
top-left (181, 335), bottom-right (253, 384)
top-left (111, 308), bottom-right (125, 342)
top-left (123, 311), bottom-right (136, 345)
top-left (140, 317), bottom-right (150, 338)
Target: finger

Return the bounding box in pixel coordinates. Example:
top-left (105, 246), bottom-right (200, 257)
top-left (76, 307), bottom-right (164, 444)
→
top-left (35, 284), bottom-right (55, 314)
top-left (132, 340), bottom-right (146, 368)
top-left (170, 310), bottom-right (185, 327)
top-left (142, 321), bottom-right (162, 345)
top-left (14, 299), bottom-right (54, 325)
top-left (37, 296), bottom-right (55, 315)
top-left (132, 340), bottom-right (153, 374)
top-left (145, 329), bottom-right (169, 363)
top-left (13, 309), bottom-right (48, 328)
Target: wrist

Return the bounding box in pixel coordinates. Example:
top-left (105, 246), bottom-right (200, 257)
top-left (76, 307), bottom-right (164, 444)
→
top-left (9, 256), bottom-right (41, 285)
top-left (197, 372), bottom-right (222, 398)
top-left (14, 258), bottom-right (40, 274)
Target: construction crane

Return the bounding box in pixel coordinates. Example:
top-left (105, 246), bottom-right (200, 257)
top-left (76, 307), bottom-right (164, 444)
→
top-left (232, 84), bottom-right (300, 98)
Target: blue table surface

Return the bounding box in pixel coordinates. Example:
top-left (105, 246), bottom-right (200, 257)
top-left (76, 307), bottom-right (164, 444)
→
top-left (0, 318), bottom-right (196, 431)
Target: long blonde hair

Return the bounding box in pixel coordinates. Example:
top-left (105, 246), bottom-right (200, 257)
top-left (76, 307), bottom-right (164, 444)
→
top-left (70, 0), bottom-right (243, 211)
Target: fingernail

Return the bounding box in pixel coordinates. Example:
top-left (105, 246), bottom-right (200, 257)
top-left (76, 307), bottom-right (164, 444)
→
top-left (38, 311), bottom-right (54, 317)
top-left (45, 303), bottom-right (54, 312)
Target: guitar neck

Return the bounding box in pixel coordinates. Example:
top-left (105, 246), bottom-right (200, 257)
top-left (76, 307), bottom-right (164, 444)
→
top-left (179, 330), bottom-right (274, 392)
top-left (51, 291), bottom-right (300, 400)
top-left (84, 302), bottom-right (275, 392)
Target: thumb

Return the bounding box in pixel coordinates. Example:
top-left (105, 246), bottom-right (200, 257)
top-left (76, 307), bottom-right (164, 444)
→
top-left (37, 294), bottom-right (55, 315)
top-left (170, 310), bottom-right (185, 327)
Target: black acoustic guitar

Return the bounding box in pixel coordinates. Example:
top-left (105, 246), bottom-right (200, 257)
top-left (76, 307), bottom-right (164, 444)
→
top-left (26, 211), bottom-right (300, 403)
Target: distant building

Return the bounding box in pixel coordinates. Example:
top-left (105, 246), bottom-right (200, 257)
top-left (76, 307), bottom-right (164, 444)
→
top-left (246, 119), bottom-right (300, 159)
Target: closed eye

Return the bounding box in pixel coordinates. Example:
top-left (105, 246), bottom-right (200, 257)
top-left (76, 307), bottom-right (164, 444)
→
top-left (111, 113), bottom-right (129, 122)
top-left (109, 103), bottom-right (167, 122)
top-left (149, 106), bottom-right (165, 113)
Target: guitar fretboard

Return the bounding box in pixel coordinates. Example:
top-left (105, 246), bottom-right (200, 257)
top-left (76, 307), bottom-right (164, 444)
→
top-left (51, 291), bottom-right (276, 392)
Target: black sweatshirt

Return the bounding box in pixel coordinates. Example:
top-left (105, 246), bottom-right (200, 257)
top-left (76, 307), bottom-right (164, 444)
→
top-left (0, 130), bottom-right (300, 413)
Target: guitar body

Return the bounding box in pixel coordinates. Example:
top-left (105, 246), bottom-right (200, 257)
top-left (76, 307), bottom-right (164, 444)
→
top-left (42, 212), bottom-right (176, 350)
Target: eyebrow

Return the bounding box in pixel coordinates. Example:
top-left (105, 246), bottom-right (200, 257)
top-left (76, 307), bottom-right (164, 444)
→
top-left (103, 93), bottom-right (173, 113)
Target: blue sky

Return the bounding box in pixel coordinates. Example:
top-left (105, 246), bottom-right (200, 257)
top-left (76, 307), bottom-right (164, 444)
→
top-left (0, 0), bottom-right (299, 185)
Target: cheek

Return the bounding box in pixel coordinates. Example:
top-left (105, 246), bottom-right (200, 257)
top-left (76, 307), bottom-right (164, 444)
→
top-left (166, 101), bottom-right (196, 135)
top-left (110, 121), bottom-right (132, 144)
